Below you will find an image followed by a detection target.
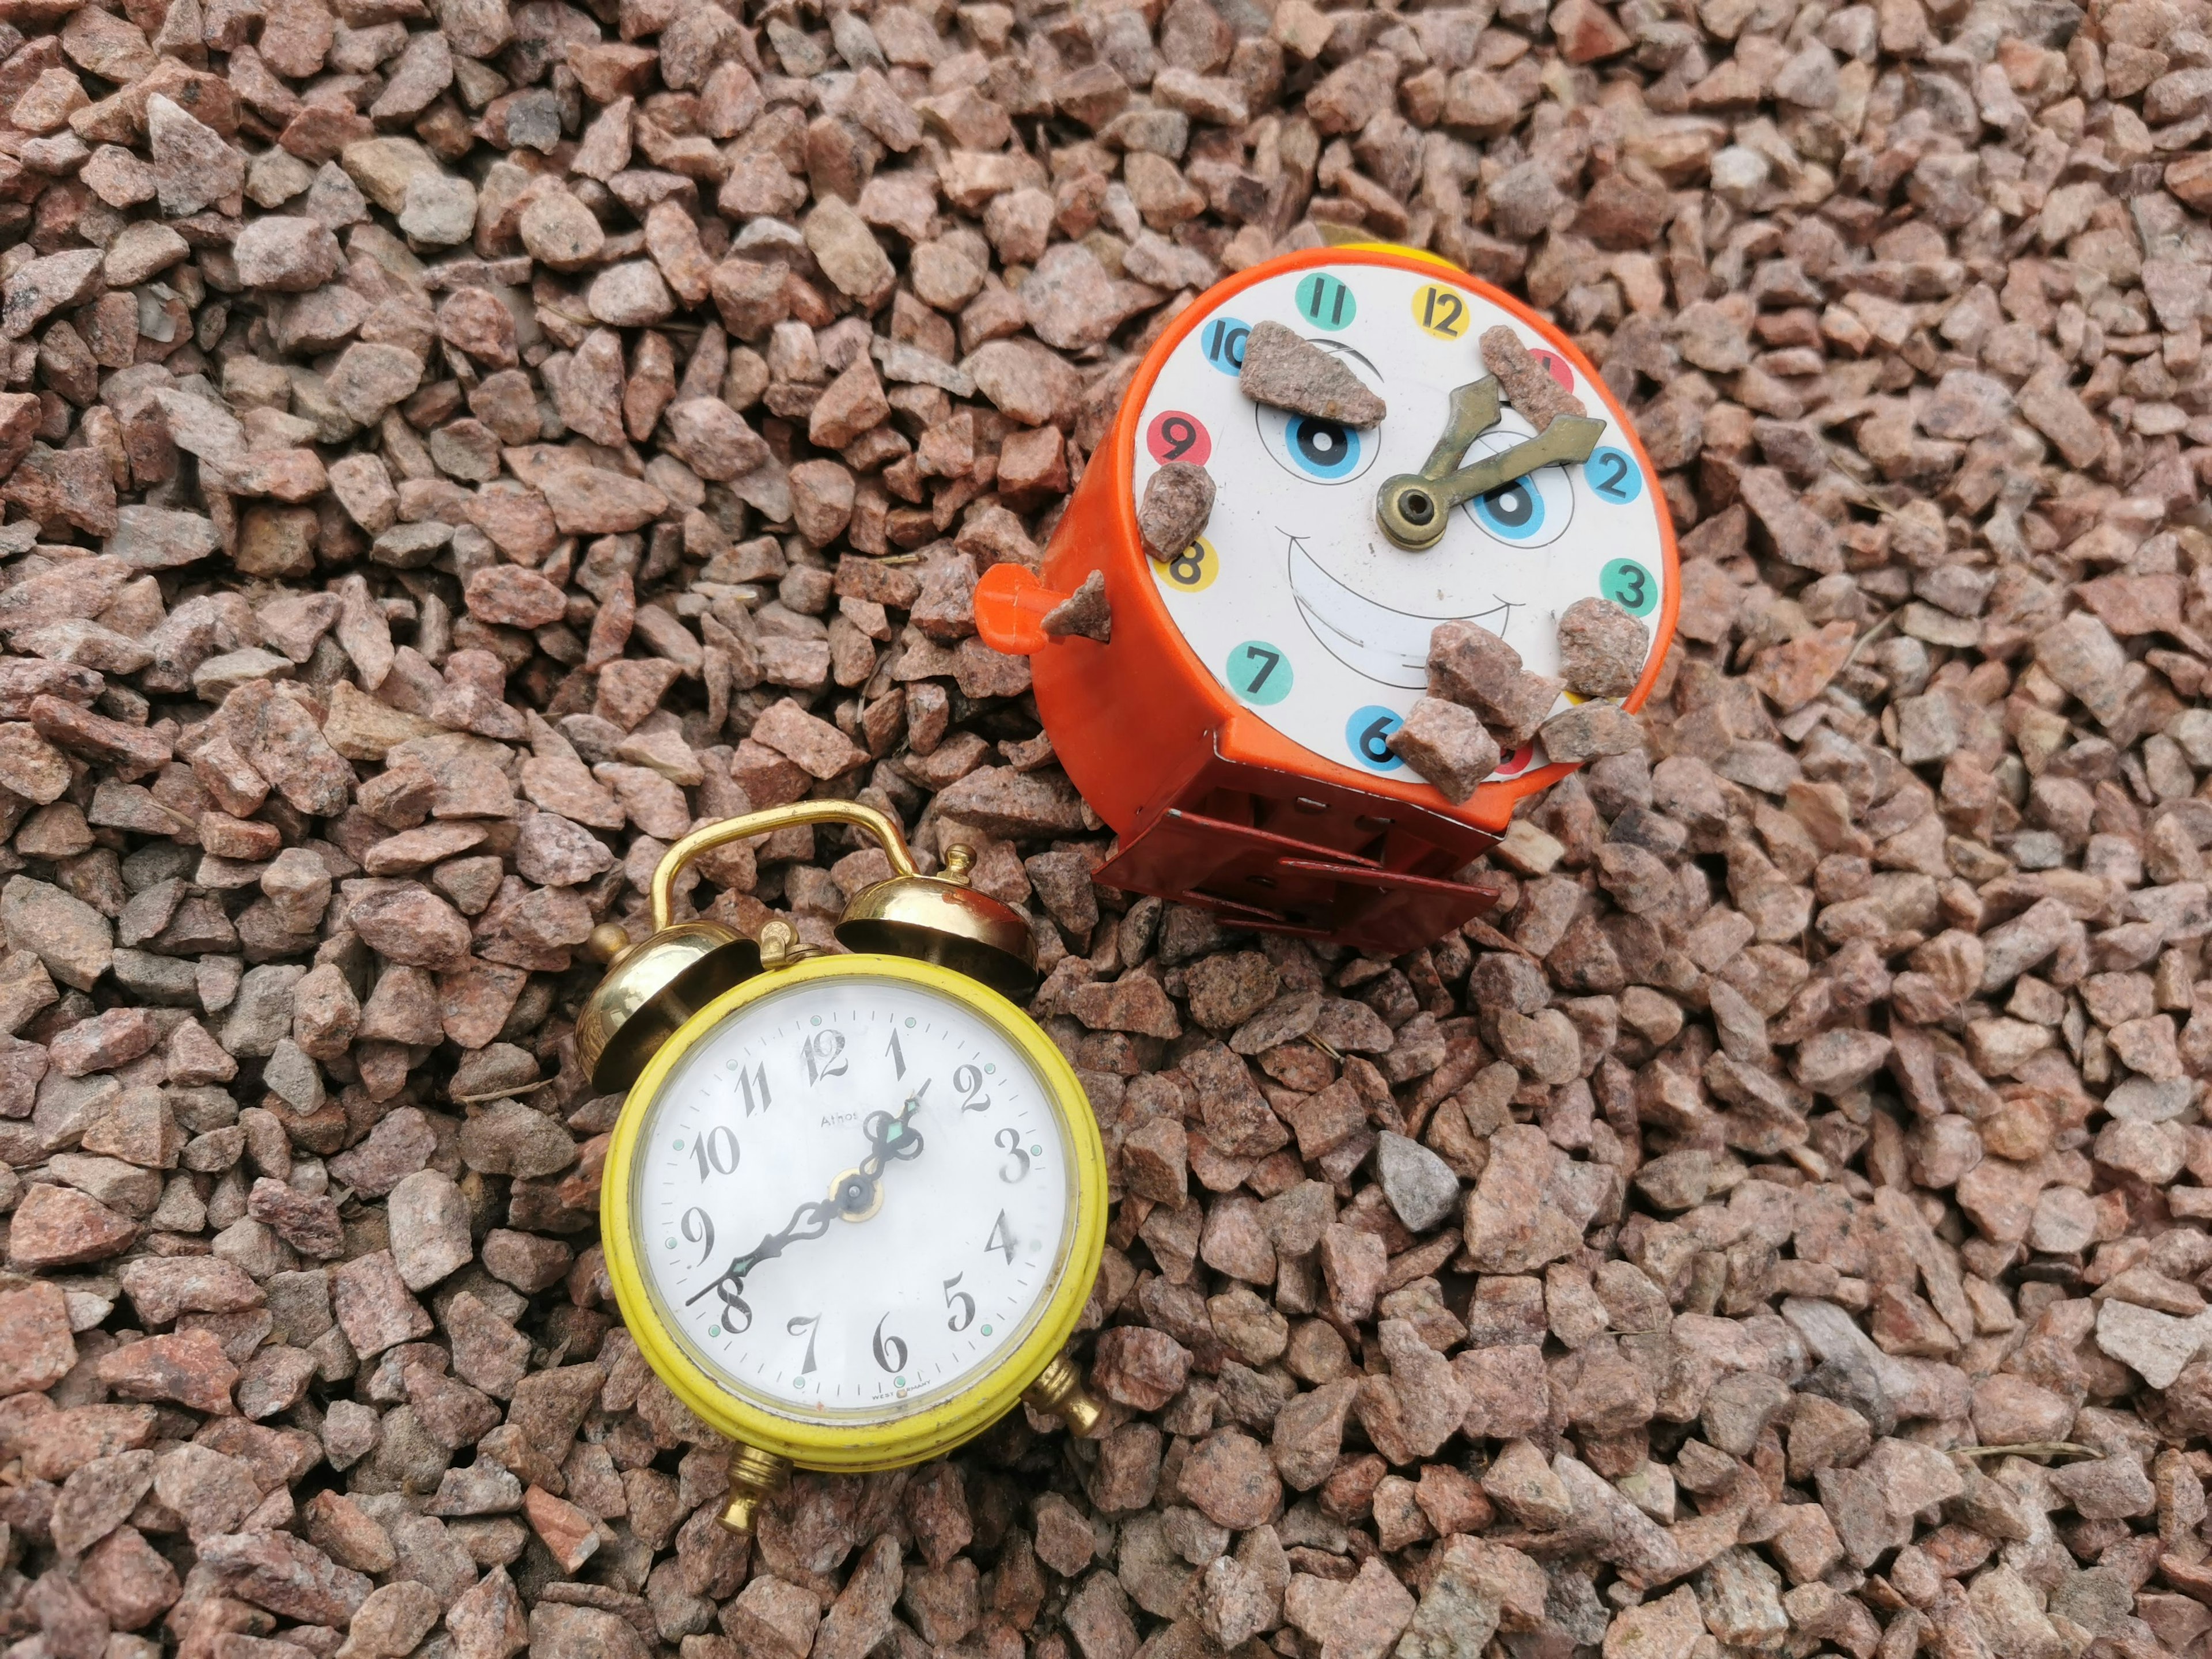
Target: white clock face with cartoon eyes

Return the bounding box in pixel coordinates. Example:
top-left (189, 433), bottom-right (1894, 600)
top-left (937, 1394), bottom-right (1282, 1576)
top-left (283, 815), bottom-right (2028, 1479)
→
top-left (1130, 263), bottom-right (1671, 790)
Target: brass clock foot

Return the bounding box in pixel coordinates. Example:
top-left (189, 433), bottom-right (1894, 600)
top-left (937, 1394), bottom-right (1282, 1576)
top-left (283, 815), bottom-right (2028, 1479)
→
top-left (718, 1444), bottom-right (792, 1535)
top-left (1023, 1352), bottom-right (1104, 1436)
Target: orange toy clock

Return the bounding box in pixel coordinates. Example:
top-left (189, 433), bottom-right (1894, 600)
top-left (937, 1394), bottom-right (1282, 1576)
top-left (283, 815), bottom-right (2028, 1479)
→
top-left (976, 246), bottom-right (1678, 955)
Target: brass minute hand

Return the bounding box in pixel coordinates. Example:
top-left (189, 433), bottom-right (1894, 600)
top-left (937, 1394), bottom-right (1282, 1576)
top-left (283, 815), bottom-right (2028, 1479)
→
top-left (1376, 377), bottom-right (1605, 550)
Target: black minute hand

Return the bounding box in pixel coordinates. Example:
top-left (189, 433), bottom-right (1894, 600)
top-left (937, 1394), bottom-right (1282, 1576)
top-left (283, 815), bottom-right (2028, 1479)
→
top-left (684, 1091), bottom-right (928, 1313)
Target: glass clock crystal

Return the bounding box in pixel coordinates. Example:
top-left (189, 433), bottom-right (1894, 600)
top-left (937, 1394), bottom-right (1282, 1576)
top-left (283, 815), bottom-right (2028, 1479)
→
top-left (978, 245), bottom-right (1678, 953)
top-left (587, 804), bottom-right (1107, 1529)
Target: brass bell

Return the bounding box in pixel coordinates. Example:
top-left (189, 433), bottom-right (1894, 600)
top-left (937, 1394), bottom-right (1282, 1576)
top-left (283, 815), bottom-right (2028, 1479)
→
top-left (836, 838), bottom-right (1037, 998)
top-left (577, 918), bottom-right (761, 1095)
top-left (578, 802), bottom-right (1037, 1094)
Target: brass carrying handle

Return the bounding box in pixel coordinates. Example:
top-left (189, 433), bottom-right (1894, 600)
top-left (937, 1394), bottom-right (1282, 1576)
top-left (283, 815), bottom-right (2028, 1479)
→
top-left (650, 801), bottom-right (918, 932)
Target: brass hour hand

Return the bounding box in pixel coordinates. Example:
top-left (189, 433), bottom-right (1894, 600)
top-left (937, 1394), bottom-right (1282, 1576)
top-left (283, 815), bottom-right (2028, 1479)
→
top-left (1416, 377), bottom-right (1502, 480)
top-left (1377, 381), bottom-right (1606, 551)
top-left (1377, 377), bottom-right (1501, 550)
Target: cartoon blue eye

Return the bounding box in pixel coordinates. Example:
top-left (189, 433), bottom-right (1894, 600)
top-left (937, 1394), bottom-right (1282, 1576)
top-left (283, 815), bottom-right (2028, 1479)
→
top-left (1287, 417), bottom-right (1359, 479)
top-left (1471, 476), bottom-right (1545, 539)
top-left (1253, 337), bottom-right (1384, 486)
top-left (1459, 427), bottom-right (1577, 548)
top-left (1258, 407), bottom-right (1380, 485)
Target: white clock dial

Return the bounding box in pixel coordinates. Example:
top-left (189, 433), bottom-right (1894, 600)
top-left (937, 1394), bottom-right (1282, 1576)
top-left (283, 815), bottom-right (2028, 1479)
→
top-left (1132, 262), bottom-right (1670, 791)
top-left (627, 972), bottom-right (1077, 1425)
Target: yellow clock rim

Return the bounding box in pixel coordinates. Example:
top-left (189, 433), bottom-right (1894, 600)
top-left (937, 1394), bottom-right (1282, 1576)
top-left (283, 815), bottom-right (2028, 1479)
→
top-left (599, 951), bottom-right (1110, 1472)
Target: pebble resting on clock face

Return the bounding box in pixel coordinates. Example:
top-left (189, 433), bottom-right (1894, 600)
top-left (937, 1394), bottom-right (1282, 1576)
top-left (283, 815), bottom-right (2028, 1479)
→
top-left (1556, 596), bottom-right (1651, 700)
top-left (1237, 320), bottom-right (1388, 427)
top-left (1138, 461), bottom-right (1215, 563)
top-left (1385, 696), bottom-right (1499, 804)
top-left (1479, 324), bottom-right (1587, 434)
top-left (1539, 700), bottom-right (1645, 764)
top-left (1426, 620), bottom-right (1562, 751)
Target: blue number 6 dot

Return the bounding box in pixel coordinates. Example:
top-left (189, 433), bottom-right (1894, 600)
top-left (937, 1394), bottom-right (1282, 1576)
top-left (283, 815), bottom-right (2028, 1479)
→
top-left (1347, 706), bottom-right (1404, 771)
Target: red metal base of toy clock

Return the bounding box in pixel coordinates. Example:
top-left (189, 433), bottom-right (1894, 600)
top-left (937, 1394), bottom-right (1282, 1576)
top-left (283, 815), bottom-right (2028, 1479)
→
top-left (1087, 754), bottom-right (1507, 954)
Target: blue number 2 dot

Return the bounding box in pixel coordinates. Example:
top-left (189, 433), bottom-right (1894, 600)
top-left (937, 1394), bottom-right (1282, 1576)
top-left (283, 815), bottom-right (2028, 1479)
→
top-left (1347, 706), bottom-right (1404, 771)
top-left (1200, 316), bottom-right (1249, 374)
top-left (1584, 447), bottom-right (1643, 504)
top-left (1600, 558), bottom-right (1657, 618)
top-left (1227, 641), bottom-right (1292, 705)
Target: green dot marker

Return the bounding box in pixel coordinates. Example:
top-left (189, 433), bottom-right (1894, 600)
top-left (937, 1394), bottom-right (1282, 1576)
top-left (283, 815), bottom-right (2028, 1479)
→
top-left (665, 1238), bottom-right (675, 1249)
top-left (810, 1014), bottom-right (822, 1025)
top-left (709, 1326), bottom-right (720, 1338)
top-left (905, 1017), bottom-right (916, 1028)
top-left (982, 1324), bottom-right (993, 1336)
top-left (895, 1377), bottom-right (905, 1388)
top-left (673, 1139), bottom-right (684, 1150)
top-left (1031, 1145), bottom-right (1041, 1156)
top-left (984, 1063), bottom-right (996, 1074)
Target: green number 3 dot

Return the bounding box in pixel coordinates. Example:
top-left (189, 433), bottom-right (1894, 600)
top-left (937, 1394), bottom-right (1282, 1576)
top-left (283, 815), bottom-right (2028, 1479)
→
top-left (1600, 559), bottom-right (1656, 618)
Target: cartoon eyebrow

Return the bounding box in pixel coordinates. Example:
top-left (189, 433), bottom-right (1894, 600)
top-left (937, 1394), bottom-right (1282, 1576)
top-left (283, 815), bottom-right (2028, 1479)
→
top-left (1316, 341), bottom-right (1382, 377)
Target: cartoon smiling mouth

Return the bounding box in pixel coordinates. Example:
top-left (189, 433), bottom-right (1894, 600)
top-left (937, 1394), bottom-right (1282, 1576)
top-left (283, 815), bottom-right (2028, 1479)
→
top-left (1285, 533), bottom-right (1516, 690)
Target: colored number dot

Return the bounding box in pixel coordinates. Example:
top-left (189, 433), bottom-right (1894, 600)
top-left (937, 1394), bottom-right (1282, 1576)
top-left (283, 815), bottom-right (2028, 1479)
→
top-left (1155, 536), bottom-right (1217, 593)
top-left (1411, 283), bottom-right (1468, 339)
top-left (1347, 706), bottom-right (1406, 772)
top-left (1227, 640), bottom-right (1292, 705)
top-left (1584, 446), bottom-right (1644, 505)
top-left (1145, 409), bottom-right (1213, 467)
top-left (1296, 272), bottom-right (1356, 330)
top-left (982, 1325), bottom-right (993, 1336)
top-left (1599, 558), bottom-right (1657, 618)
top-left (1199, 316), bottom-right (1250, 373)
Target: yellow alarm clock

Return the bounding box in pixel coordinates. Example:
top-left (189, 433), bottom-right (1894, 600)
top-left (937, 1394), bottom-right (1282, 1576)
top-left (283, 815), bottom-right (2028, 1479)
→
top-left (580, 802), bottom-right (1108, 1531)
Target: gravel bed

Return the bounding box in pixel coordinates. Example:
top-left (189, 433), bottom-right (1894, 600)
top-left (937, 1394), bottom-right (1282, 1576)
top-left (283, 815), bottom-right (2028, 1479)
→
top-left (0, 0), bottom-right (2209, 1657)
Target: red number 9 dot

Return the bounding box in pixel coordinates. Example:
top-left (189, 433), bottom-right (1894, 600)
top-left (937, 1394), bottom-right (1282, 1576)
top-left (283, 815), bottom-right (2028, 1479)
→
top-left (1146, 410), bottom-right (1211, 467)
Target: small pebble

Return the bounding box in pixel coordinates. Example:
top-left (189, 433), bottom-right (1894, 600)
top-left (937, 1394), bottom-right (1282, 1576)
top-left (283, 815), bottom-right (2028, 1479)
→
top-left (1556, 596), bottom-right (1650, 698)
top-left (1237, 321), bottom-right (1388, 427)
top-left (1479, 325), bottom-right (1586, 433)
top-left (1138, 460), bottom-right (1216, 562)
top-left (1041, 570), bottom-right (1112, 644)
top-left (1538, 701), bottom-right (1645, 763)
top-left (1386, 696), bottom-right (1500, 802)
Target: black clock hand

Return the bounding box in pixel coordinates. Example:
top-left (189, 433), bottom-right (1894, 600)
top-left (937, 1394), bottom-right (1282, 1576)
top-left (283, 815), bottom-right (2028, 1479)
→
top-left (684, 1089), bottom-right (928, 1316)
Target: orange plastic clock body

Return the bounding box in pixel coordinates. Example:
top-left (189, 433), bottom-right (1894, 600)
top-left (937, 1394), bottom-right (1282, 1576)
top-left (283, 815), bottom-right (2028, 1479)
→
top-left (977, 245), bottom-right (1679, 955)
